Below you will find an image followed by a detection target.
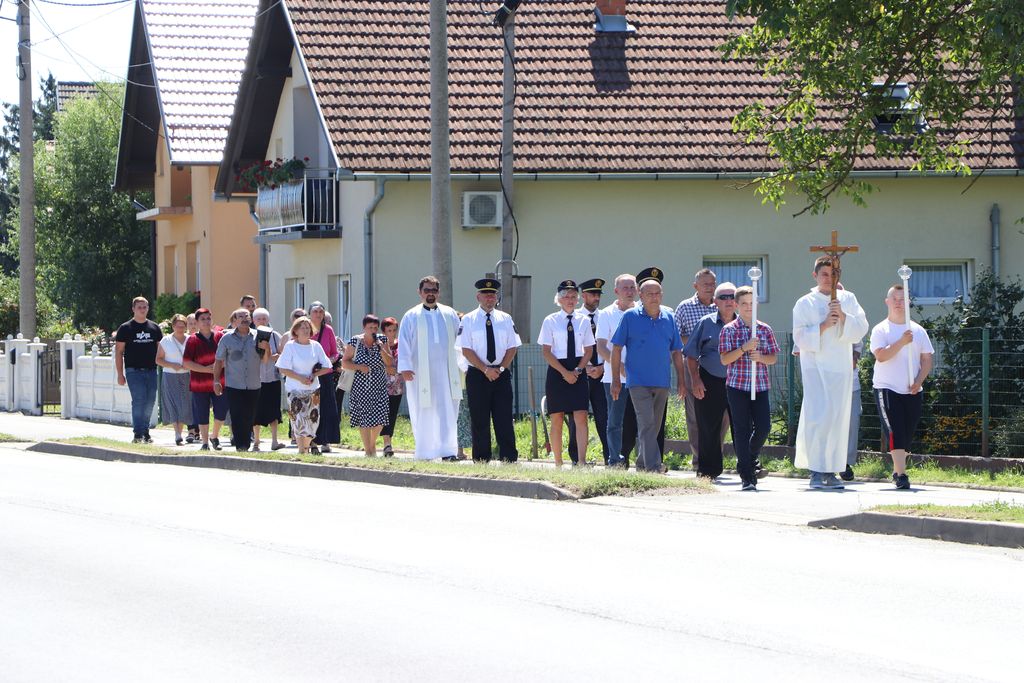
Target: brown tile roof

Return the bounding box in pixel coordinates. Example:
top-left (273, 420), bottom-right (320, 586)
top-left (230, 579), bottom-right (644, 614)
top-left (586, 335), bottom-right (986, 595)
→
top-left (56, 81), bottom-right (98, 112)
top-left (143, 0), bottom-right (259, 163)
top-left (287, 0), bottom-right (1023, 174)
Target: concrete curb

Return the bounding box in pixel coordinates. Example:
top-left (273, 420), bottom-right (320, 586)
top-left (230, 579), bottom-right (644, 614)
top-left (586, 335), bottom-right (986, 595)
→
top-left (809, 511), bottom-right (1024, 549)
top-left (26, 442), bottom-right (578, 502)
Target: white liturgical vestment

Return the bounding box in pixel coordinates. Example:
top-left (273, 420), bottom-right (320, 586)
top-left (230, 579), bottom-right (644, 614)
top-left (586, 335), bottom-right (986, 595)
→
top-left (793, 287), bottom-right (869, 473)
top-left (397, 303), bottom-right (462, 459)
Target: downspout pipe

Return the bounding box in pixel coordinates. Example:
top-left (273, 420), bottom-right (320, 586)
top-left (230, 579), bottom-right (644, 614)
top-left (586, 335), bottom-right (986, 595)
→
top-left (990, 203), bottom-right (1000, 278)
top-left (249, 201), bottom-right (268, 306)
top-left (364, 179), bottom-right (387, 314)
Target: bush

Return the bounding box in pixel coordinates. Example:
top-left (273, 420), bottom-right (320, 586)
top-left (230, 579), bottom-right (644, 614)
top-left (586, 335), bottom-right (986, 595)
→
top-left (993, 407), bottom-right (1024, 458)
top-left (153, 291), bottom-right (200, 323)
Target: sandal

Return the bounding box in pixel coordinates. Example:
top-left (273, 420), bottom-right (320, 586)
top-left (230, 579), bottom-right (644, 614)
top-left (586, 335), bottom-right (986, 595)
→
top-left (382, 444), bottom-right (394, 457)
top-left (310, 445), bottom-right (321, 455)
top-left (271, 443), bottom-right (286, 451)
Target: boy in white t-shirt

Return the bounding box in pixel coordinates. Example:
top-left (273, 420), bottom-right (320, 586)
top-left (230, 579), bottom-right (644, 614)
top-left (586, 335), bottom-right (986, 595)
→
top-left (870, 284), bottom-right (935, 489)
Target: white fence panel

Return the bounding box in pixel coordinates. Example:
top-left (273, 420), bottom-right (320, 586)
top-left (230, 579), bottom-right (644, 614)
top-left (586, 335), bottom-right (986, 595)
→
top-left (72, 346), bottom-right (156, 427)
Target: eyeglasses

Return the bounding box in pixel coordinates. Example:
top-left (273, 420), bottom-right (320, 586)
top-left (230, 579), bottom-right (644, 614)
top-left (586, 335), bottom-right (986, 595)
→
top-left (421, 288), bottom-right (439, 294)
top-left (716, 293), bottom-right (736, 300)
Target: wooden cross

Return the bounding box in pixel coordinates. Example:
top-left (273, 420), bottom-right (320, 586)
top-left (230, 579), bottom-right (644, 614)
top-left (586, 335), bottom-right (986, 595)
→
top-left (810, 230), bottom-right (859, 301)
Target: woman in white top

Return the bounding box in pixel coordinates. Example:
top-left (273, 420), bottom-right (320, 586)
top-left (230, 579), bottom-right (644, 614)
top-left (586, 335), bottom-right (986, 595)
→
top-left (276, 316), bottom-right (333, 454)
top-left (538, 280), bottom-right (595, 467)
top-left (156, 313), bottom-right (193, 445)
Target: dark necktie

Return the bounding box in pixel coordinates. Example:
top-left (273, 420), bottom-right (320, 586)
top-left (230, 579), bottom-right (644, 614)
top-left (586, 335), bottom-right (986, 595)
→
top-left (588, 312), bottom-right (601, 366)
top-left (566, 314), bottom-right (578, 366)
top-left (485, 312), bottom-right (496, 363)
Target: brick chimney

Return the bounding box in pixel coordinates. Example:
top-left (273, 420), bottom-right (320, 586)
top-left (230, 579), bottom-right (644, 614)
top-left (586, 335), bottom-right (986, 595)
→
top-left (597, 0), bottom-right (626, 16)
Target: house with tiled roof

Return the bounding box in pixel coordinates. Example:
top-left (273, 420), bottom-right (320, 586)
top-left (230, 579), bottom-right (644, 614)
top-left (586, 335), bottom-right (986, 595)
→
top-left (215, 0), bottom-right (1024, 336)
top-left (56, 81), bottom-right (99, 112)
top-left (115, 0), bottom-right (261, 323)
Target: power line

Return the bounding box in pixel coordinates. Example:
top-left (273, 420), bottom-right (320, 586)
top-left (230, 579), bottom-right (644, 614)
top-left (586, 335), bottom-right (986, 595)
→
top-left (34, 0), bottom-right (131, 7)
top-left (31, 0), bottom-right (133, 47)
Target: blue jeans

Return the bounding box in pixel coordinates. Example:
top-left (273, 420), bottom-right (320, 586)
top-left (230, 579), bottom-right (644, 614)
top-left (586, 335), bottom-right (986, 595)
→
top-left (125, 368), bottom-right (158, 437)
top-left (605, 383), bottom-right (628, 466)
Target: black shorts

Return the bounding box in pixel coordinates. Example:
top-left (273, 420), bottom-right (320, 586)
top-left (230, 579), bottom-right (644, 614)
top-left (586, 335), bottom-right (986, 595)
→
top-left (875, 388), bottom-right (923, 451)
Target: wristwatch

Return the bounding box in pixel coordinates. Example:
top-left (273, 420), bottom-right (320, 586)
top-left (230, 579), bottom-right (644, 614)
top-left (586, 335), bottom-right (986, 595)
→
top-left (574, 367), bottom-right (584, 375)
top-left (498, 366), bottom-right (506, 374)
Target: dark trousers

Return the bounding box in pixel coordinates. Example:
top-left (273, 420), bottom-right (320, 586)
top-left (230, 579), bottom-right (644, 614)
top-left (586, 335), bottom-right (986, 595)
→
top-left (694, 368), bottom-right (730, 478)
top-left (567, 374), bottom-right (609, 464)
top-left (466, 367), bottom-right (518, 462)
top-left (726, 386), bottom-right (771, 485)
top-left (225, 387), bottom-right (260, 451)
top-left (380, 394), bottom-right (403, 437)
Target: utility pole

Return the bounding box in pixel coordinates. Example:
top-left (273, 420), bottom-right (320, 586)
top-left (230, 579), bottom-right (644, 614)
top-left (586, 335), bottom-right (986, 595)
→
top-left (499, 16), bottom-right (514, 310)
top-left (429, 0), bottom-right (453, 304)
top-left (17, 0), bottom-right (36, 337)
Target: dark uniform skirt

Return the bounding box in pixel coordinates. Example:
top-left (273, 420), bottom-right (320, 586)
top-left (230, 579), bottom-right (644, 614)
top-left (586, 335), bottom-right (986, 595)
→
top-left (546, 358), bottom-right (589, 414)
top-left (254, 380), bottom-right (282, 426)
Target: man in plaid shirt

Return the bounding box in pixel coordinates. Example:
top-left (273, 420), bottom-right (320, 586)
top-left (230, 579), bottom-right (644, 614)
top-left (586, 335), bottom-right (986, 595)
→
top-left (674, 268), bottom-right (720, 471)
top-left (719, 286), bottom-right (780, 491)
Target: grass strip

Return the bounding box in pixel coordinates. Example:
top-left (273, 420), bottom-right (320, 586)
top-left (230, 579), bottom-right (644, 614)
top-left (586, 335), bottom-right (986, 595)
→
top-left (53, 437), bottom-right (711, 499)
top-left (871, 501), bottom-right (1024, 524)
top-left (0, 432), bottom-right (27, 442)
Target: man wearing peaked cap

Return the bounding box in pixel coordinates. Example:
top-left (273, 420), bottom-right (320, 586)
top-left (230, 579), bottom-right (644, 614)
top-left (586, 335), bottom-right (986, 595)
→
top-left (455, 277), bottom-right (522, 462)
top-left (568, 277), bottom-right (610, 465)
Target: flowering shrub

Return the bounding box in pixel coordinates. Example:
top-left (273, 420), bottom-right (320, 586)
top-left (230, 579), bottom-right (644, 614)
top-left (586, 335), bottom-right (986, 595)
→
top-left (235, 157), bottom-right (309, 191)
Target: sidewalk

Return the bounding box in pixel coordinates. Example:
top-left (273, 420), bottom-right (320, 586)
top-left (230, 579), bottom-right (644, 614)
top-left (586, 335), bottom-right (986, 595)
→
top-left (4, 413), bottom-right (1024, 529)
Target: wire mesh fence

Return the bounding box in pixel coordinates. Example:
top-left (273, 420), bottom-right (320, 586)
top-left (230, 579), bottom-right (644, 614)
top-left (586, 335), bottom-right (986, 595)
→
top-left (509, 327), bottom-right (1024, 459)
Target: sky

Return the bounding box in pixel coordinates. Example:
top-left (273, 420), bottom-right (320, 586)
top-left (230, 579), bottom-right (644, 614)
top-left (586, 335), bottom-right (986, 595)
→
top-left (0, 0), bottom-right (135, 107)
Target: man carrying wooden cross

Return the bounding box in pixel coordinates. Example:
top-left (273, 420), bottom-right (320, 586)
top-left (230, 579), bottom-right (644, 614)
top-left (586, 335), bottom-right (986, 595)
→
top-left (793, 232), bottom-right (869, 489)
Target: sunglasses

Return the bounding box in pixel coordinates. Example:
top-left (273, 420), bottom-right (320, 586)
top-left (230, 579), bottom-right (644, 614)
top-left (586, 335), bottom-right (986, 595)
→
top-left (716, 293), bottom-right (736, 300)
top-left (421, 288), bottom-right (439, 294)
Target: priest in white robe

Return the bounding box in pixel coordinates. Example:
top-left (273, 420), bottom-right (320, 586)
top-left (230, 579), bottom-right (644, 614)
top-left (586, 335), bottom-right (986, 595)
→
top-left (793, 258), bottom-right (869, 489)
top-left (397, 277), bottom-right (462, 460)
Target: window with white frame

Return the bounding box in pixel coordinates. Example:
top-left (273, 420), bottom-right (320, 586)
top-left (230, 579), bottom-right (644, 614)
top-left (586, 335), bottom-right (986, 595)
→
top-left (702, 256), bottom-right (767, 302)
top-left (285, 277), bottom-right (306, 327)
top-left (327, 274), bottom-right (352, 341)
top-left (905, 261), bottom-right (970, 305)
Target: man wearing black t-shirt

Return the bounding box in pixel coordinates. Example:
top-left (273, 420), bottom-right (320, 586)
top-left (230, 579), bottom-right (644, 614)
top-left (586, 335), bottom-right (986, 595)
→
top-left (115, 296), bottom-right (163, 443)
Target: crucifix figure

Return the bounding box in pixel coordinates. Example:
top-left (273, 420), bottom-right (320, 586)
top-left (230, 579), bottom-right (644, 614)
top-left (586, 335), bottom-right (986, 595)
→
top-left (809, 230), bottom-right (859, 302)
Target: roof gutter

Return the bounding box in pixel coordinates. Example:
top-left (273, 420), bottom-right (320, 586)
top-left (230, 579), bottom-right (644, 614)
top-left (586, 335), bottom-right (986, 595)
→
top-left (336, 169), bottom-right (1022, 182)
top-left (364, 179), bottom-right (387, 314)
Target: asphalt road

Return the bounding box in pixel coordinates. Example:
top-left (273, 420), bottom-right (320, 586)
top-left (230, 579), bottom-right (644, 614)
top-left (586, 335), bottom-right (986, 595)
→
top-left (1, 447), bottom-right (1021, 682)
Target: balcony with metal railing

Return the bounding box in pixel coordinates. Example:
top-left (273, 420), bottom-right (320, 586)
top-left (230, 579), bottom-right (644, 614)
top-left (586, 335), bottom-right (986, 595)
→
top-left (253, 168), bottom-right (340, 243)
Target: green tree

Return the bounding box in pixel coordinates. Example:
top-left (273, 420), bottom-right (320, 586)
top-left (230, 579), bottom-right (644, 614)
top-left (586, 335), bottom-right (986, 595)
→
top-left (2, 81), bottom-right (152, 331)
top-left (724, 1), bottom-right (1024, 214)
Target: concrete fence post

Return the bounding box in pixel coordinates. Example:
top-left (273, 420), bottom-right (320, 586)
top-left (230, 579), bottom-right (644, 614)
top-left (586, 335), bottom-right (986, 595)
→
top-left (58, 334), bottom-right (87, 419)
top-left (7, 334), bottom-right (29, 412)
top-left (24, 337), bottom-right (47, 415)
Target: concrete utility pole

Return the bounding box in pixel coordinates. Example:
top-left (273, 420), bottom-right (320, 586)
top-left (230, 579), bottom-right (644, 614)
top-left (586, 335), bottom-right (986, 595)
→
top-left (429, 0), bottom-right (453, 304)
top-left (17, 0), bottom-right (36, 337)
top-left (499, 17), bottom-right (515, 309)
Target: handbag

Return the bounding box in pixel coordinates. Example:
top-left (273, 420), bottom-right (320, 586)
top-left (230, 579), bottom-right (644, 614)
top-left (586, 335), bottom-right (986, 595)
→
top-left (338, 368), bottom-right (355, 392)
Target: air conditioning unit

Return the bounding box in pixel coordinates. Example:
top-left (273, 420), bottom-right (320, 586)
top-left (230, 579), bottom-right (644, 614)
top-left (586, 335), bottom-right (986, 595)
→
top-left (462, 191), bottom-right (503, 229)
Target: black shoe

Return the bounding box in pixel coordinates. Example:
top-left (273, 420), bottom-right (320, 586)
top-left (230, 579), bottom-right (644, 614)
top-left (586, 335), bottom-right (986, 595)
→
top-left (741, 481), bottom-right (758, 492)
top-left (840, 465), bottom-right (855, 482)
top-left (199, 443), bottom-right (210, 451)
top-left (441, 455), bottom-right (458, 462)
top-left (894, 472), bottom-right (911, 489)
top-left (143, 433), bottom-right (153, 444)
top-left (131, 437), bottom-right (143, 444)
top-left (210, 438), bottom-right (222, 451)
top-left (310, 445), bottom-right (320, 455)
top-left (175, 437), bottom-right (184, 446)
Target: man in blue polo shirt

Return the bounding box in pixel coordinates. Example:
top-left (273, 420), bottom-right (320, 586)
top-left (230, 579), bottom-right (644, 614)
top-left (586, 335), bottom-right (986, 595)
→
top-left (611, 277), bottom-right (686, 472)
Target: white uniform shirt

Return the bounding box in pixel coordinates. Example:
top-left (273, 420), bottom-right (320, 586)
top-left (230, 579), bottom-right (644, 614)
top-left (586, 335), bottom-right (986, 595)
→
top-left (537, 309), bottom-right (595, 360)
top-left (870, 319), bottom-right (934, 393)
top-left (455, 306), bottom-right (522, 364)
top-left (596, 301), bottom-right (631, 384)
